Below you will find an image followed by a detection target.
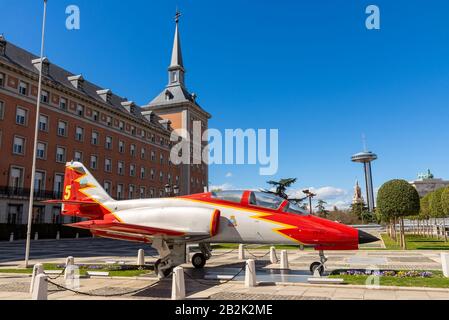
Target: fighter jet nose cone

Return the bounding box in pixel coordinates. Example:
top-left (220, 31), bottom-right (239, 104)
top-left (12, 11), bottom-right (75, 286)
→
top-left (358, 230), bottom-right (379, 244)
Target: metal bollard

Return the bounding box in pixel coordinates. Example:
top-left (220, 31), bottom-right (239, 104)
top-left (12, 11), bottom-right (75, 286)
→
top-left (56, 231), bottom-right (60, 240)
top-left (137, 249), bottom-right (145, 266)
top-left (442, 253), bottom-right (449, 278)
top-left (280, 250), bottom-right (289, 269)
top-left (30, 263), bottom-right (44, 294)
top-left (9, 232), bottom-right (14, 242)
top-left (171, 266), bottom-right (185, 300)
top-left (238, 244), bottom-right (245, 260)
top-left (31, 274), bottom-right (48, 300)
top-left (75, 233), bottom-right (79, 239)
top-left (245, 259), bottom-right (257, 287)
top-left (269, 246), bottom-right (277, 264)
top-left (34, 232), bottom-right (38, 241)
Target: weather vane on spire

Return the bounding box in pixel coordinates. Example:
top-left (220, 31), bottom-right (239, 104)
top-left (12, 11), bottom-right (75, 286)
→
top-left (175, 8), bottom-right (181, 23)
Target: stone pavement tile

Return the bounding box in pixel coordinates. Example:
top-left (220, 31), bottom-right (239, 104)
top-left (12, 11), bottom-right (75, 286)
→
top-left (363, 289), bottom-right (397, 300)
top-left (301, 287), bottom-right (337, 298)
top-left (426, 291), bottom-right (449, 300)
top-left (331, 288), bottom-right (365, 300)
top-left (272, 286), bottom-right (307, 296)
top-left (394, 290), bottom-right (430, 300)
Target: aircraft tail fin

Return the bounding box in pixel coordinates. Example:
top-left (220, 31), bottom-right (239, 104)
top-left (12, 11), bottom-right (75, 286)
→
top-left (46, 161), bottom-right (114, 219)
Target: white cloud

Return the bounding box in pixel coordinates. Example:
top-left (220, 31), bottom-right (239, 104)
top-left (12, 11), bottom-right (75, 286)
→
top-left (209, 183), bottom-right (233, 191)
top-left (289, 186), bottom-right (352, 210)
top-left (225, 172), bottom-right (233, 178)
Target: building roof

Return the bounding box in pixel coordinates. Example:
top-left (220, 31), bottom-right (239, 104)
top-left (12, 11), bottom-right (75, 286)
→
top-left (0, 38), bottom-right (170, 133)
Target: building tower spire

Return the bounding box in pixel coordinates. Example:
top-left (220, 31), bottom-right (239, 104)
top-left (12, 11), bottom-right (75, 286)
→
top-left (168, 9), bottom-right (185, 87)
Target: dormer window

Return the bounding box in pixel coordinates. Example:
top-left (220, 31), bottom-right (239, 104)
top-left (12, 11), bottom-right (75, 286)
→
top-left (165, 90), bottom-right (174, 101)
top-left (68, 75), bottom-right (84, 91)
top-left (97, 89), bottom-right (112, 103)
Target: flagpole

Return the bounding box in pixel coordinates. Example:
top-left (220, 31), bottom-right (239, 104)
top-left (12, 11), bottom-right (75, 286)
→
top-left (25, 0), bottom-right (48, 268)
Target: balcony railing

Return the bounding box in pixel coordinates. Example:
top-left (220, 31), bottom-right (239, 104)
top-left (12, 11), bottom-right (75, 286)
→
top-left (0, 186), bottom-right (62, 200)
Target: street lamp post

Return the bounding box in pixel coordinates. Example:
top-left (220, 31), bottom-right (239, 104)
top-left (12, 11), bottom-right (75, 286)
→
top-left (24, 0), bottom-right (48, 268)
top-left (302, 189), bottom-right (317, 215)
top-left (165, 184), bottom-right (179, 197)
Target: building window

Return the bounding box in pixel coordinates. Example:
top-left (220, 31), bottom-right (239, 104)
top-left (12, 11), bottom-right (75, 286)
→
top-left (51, 207), bottom-right (61, 224)
top-left (159, 190), bottom-right (164, 198)
top-left (92, 110), bottom-right (99, 121)
top-left (59, 97), bottom-right (67, 110)
top-left (160, 154), bottom-right (164, 165)
top-left (150, 169), bottom-right (155, 180)
top-left (39, 115), bottom-right (48, 132)
top-left (76, 104), bottom-right (84, 117)
top-left (104, 181), bottom-right (111, 195)
top-left (139, 187), bottom-right (145, 199)
top-left (159, 171), bottom-right (163, 182)
top-left (0, 101), bottom-right (4, 120)
top-left (34, 171), bottom-right (46, 193)
top-left (117, 184), bottom-right (123, 200)
top-left (7, 204), bottom-right (23, 225)
top-left (151, 151), bottom-right (155, 162)
top-left (58, 121), bottom-right (67, 136)
top-left (75, 126), bottom-right (84, 141)
top-left (52, 207), bottom-right (61, 224)
top-left (32, 206), bottom-right (45, 224)
top-left (13, 136), bottom-right (25, 155)
top-left (74, 151), bottom-right (82, 162)
top-left (141, 147), bottom-right (146, 159)
top-left (56, 147), bottom-right (66, 163)
top-left (150, 188), bottom-right (154, 198)
top-left (130, 144), bottom-right (136, 157)
top-left (16, 107), bottom-right (27, 125)
top-left (36, 142), bottom-right (46, 159)
top-left (151, 134), bottom-right (155, 143)
top-left (9, 166), bottom-right (24, 189)
top-left (105, 136), bottom-right (112, 149)
top-left (130, 164), bottom-right (136, 177)
top-left (54, 174), bottom-right (64, 198)
top-left (40, 90), bottom-right (49, 103)
top-left (90, 155), bottom-right (98, 170)
top-left (119, 121), bottom-right (124, 131)
top-left (119, 140), bottom-right (125, 153)
top-left (128, 185), bottom-right (135, 199)
top-left (18, 81), bottom-right (28, 96)
top-left (168, 173), bottom-right (172, 184)
top-left (106, 116), bottom-right (112, 126)
top-left (131, 126), bottom-right (136, 135)
top-left (0, 73), bottom-right (4, 87)
top-left (91, 131), bottom-right (99, 145)
top-left (118, 161), bottom-right (124, 175)
top-left (105, 158), bottom-right (112, 172)
top-left (140, 167), bottom-right (145, 179)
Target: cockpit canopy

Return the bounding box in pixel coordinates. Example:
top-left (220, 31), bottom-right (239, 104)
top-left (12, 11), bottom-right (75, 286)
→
top-left (210, 190), bottom-right (309, 215)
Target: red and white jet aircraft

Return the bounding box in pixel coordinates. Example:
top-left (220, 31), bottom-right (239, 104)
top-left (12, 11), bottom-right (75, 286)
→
top-left (47, 162), bottom-right (379, 277)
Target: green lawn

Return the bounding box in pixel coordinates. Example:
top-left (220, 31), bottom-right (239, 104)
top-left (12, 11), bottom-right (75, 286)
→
top-left (0, 263), bottom-right (153, 277)
top-left (329, 271), bottom-right (449, 288)
top-left (382, 234), bottom-right (449, 250)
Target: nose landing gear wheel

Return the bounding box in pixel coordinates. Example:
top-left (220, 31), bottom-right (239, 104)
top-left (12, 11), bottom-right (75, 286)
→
top-left (192, 253), bottom-right (206, 269)
top-left (310, 262), bottom-right (324, 276)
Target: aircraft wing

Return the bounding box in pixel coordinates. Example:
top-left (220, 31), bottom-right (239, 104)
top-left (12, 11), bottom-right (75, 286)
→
top-left (66, 208), bottom-right (221, 243)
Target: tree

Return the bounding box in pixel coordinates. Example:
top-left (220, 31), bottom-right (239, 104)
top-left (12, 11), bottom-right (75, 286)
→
top-left (376, 179), bottom-right (420, 249)
top-left (264, 178), bottom-right (298, 200)
top-left (350, 201), bottom-right (371, 224)
top-left (441, 186), bottom-right (449, 241)
top-left (429, 188), bottom-right (447, 241)
top-left (315, 200), bottom-right (329, 218)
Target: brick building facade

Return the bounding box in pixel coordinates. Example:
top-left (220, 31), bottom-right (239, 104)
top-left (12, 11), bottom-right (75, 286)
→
top-left (0, 17), bottom-right (210, 227)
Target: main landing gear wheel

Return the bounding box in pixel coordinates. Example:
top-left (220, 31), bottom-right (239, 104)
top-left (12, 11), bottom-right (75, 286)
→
top-left (154, 259), bottom-right (173, 278)
top-left (310, 262), bottom-right (324, 276)
top-left (191, 253), bottom-right (206, 269)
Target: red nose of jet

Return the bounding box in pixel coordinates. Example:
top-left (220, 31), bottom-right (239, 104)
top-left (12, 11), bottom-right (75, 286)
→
top-left (358, 230), bottom-right (379, 244)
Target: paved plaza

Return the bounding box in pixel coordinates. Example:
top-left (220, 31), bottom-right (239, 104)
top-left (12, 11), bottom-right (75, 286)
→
top-left (0, 238), bottom-right (448, 300)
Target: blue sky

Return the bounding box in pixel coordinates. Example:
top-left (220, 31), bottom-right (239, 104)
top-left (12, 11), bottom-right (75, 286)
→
top-left (1, 0), bottom-right (449, 208)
